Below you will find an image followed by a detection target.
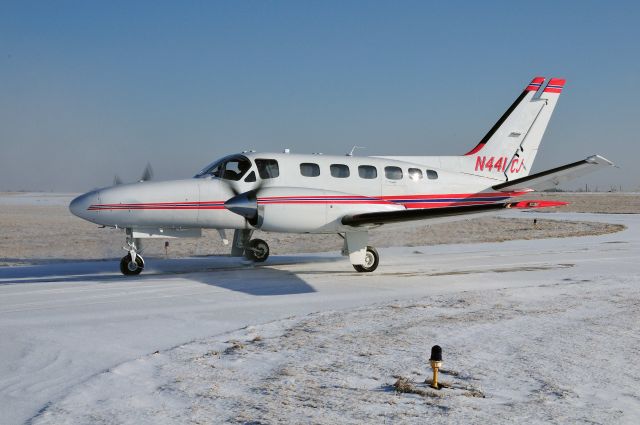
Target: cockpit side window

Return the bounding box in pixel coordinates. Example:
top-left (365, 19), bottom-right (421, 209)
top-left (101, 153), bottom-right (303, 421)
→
top-left (255, 159), bottom-right (280, 179)
top-left (195, 155), bottom-right (252, 181)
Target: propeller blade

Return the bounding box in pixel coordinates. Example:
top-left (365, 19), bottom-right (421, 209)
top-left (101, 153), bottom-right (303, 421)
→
top-left (113, 175), bottom-right (123, 185)
top-left (221, 179), bottom-right (240, 196)
top-left (219, 173), bottom-right (264, 197)
top-left (139, 163), bottom-right (154, 182)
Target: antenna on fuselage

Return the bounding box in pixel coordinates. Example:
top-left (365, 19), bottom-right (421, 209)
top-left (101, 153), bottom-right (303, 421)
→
top-left (346, 146), bottom-right (366, 156)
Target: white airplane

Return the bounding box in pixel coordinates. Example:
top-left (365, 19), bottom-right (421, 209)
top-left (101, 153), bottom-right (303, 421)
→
top-left (70, 76), bottom-right (614, 275)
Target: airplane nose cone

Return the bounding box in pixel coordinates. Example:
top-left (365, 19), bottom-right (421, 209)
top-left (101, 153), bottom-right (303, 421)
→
top-left (69, 191), bottom-right (97, 220)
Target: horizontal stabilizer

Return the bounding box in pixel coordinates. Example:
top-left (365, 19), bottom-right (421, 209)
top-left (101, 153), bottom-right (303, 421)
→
top-left (492, 155), bottom-right (615, 192)
top-left (342, 200), bottom-right (566, 227)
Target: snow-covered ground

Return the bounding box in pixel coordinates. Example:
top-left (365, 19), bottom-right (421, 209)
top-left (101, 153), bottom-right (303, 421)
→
top-left (0, 192), bottom-right (77, 206)
top-left (0, 212), bottom-right (638, 424)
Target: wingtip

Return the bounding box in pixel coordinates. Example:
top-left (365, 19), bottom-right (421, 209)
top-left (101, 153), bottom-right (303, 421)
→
top-left (586, 155), bottom-right (615, 167)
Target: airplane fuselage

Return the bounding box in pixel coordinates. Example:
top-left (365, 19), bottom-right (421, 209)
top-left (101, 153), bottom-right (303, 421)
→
top-left (70, 152), bottom-right (522, 234)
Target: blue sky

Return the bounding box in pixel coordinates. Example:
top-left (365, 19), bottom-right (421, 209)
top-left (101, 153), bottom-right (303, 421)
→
top-left (1, 0), bottom-right (638, 191)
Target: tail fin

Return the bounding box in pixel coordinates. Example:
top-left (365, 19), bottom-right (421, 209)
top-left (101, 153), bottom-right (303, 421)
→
top-left (465, 77), bottom-right (566, 180)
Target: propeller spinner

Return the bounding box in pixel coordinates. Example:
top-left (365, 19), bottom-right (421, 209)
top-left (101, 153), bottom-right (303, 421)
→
top-left (222, 178), bottom-right (264, 227)
top-left (224, 189), bottom-right (259, 226)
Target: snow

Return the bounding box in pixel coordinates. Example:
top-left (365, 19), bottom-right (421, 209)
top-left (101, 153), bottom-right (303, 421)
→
top-left (0, 211), bottom-right (639, 424)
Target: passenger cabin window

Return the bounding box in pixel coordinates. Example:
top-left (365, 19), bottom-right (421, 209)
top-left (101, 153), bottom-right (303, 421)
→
top-left (300, 163), bottom-right (320, 177)
top-left (408, 168), bottom-right (423, 180)
top-left (194, 155), bottom-right (252, 181)
top-left (426, 169), bottom-right (439, 180)
top-left (358, 165), bottom-right (377, 179)
top-left (255, 159), bottom-right (279, 179)
top-left (385, 166), bottom-right (403, 180)
top-left (330, 164), bottom-right (350, 178)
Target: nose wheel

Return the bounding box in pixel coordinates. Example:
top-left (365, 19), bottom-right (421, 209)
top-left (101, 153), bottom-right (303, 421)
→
top-left (120, 230), bottom-right (145, 276)
top-left (244, 238), bottom-right (270, 262)
top-left (120, 253), bottom-right (145, 275)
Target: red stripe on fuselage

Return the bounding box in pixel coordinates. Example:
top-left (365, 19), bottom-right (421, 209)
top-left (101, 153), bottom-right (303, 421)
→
top-left (87, 192), bottom-right (528, 211)
top-left (403, 201), bottom-right (497, 209)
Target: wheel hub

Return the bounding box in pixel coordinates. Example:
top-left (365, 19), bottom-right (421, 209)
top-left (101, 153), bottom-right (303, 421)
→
top-left (364, 252), bottom-right (374, 268)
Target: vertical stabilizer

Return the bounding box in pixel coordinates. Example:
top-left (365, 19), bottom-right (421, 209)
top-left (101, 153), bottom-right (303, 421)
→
top-left (465, 77), bottom-right (565, 180)
top-left (503, 78), bottom-right (566, 180)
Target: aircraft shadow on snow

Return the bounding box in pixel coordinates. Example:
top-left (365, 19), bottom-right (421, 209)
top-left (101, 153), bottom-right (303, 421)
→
top-left (0, 255), bottom-right (344, 295)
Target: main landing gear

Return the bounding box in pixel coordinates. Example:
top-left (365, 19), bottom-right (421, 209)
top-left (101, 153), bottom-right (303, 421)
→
top-left (120, 230), bottom-right (144, 276)
top-left (353, 246), bottom-right (379, 273)
top-left (244, 238), bottom-right (270, 262)
top-left (231, 230), bottom-right (270, 263)
top-left (342, 231), bottom-right (379, 273)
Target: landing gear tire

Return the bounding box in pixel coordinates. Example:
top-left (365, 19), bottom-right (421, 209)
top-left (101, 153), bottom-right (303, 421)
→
top-left (353, 246), bottom-right (379, 273)
top-left (244, 239), bottom-right (270, 262)
top-left (120, 253), bottom-right (144, 276)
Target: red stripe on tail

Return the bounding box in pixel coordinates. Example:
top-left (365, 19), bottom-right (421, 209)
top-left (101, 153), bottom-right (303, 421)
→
top-left (525, 76), bottom-right (546, 92)
top-left (543, 78), bottom-right (566, 93)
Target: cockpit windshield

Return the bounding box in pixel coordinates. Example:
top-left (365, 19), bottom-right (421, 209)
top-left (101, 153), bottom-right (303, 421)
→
top-left (194, 155), bottom-right (252, 181)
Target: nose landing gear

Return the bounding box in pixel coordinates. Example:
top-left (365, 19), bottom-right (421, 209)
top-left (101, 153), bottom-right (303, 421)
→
top-left (120, 230), bottom-right (144, 276)
top-left (120, 252), bottom-right (145, 275)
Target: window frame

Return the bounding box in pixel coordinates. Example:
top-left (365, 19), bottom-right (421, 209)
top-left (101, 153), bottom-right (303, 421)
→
top-left (255, 158), bottom-right (280, 179)
top-left (300, 162), bottom-right (321, 177)
top-left (408, 168), bottom-right (423, 181)
top-left (384, 166), bottom-right (403, 180)
top-left (194, 154), bottom-right (252, 181)
top-left (358, 165), bottom-right (378, 179)
top-left (330, 164), bottom-right (350, 178)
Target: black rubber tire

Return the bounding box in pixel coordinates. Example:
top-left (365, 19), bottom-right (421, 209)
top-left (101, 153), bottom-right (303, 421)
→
top-left (120, 253), bottom-right (144, 276)
top-left (353, 246), bottom-right (379, 273)
top-left (244, 239), bottom-right (270, 262)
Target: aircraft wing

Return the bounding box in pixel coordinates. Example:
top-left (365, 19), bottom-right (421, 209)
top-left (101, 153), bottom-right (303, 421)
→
top-left (341, 200), bottom-right (565, 227)
top-left (492, 155), bottom-right (615, 192)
